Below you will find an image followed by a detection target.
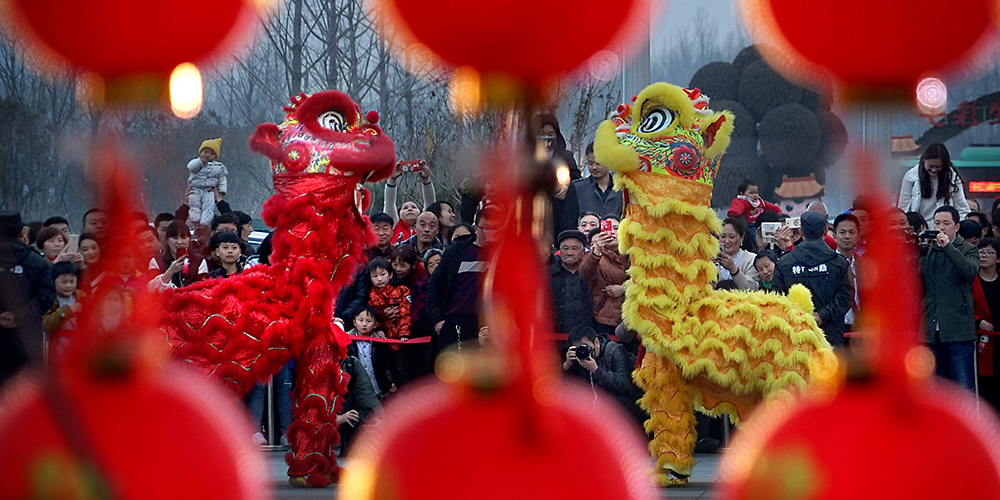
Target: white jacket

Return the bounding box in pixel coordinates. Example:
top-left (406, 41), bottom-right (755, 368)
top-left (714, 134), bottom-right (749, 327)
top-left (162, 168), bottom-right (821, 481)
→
top-left (897, 165), bottom-right (970, 222)
top-left (187, 158), bottom-right (228, 193)
top-left (716, 249), bottom-right (760, 291)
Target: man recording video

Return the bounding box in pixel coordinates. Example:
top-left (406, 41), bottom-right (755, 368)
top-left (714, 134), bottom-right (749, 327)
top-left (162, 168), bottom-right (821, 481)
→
top-left (562, 325), bottom-right (644, 425)
top-left (921, 205), bottom-right (979, 392)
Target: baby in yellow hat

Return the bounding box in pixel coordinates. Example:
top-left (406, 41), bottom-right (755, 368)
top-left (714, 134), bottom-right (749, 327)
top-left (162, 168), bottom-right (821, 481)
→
top-left (187, 138), bottom-right (228, 228)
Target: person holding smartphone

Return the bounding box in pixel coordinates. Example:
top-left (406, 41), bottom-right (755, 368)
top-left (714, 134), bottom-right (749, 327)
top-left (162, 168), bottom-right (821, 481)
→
top-left (714, 218), bottom-right (760, 291)
top-left (581, 218), bottom-right (628, 337)
top-left (148, 220), bottom-right (209, 291)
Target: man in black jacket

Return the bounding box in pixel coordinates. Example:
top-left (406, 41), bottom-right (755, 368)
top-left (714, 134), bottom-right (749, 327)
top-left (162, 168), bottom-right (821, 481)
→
top-left (426, 203), bottom-right (502, 354)
top-left (548, 230), bottom-right (594, 333)
top-left (0, 211), bottom-right (56, 386)
top-left (772, 211), bottom-right (853, 346)
top-left (562, 325), bottom-right (644, 426)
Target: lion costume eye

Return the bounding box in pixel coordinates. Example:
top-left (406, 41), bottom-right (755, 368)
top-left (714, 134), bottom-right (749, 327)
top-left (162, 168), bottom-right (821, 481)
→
top-left (637, 106), bottom-right (674, 134)
top-left (317, 111), bottom-right (347, 132)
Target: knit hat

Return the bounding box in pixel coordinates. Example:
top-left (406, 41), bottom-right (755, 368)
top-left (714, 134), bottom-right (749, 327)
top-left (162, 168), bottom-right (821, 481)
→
top-left (801, 211), bottom-right (827, 240)
top-left (199, 138), bottom-right (222, 158)
top-left (0, 210), bottom-right (22, 240)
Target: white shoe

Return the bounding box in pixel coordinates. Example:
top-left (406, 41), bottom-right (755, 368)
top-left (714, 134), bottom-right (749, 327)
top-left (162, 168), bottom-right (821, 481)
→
top-left (252, 432), bottom-right (266, 446)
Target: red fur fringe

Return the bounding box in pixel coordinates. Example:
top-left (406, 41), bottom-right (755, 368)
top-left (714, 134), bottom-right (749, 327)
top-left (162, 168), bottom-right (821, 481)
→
top-left (161, 173), bottom-right (374, 481)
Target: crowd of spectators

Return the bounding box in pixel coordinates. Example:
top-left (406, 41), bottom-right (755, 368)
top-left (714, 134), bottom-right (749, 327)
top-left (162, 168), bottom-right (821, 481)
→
top-left (2, 129), bottom-right (998, 460)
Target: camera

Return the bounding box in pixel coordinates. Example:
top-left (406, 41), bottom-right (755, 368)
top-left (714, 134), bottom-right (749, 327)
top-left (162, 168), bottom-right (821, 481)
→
top-left (358, 407), bottom-right (375, 423)
top-left (398, 160), bottom-right (421, 173)
top-left (575, 343), bottom-right (593, 361)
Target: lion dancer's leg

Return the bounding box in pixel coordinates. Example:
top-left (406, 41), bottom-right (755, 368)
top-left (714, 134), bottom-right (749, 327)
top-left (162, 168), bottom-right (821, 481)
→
top-left (285, 327), bottom-right (349, 487)
top-left (636, 352), bottom-right (698, 486)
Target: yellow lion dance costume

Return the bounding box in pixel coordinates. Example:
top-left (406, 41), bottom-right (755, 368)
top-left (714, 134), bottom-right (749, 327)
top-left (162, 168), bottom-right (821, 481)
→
top-left (593, 83), bottom-right (834, 486)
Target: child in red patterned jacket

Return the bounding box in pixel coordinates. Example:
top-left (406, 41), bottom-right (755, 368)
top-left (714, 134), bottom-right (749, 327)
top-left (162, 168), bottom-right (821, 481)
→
top-left (366, 257), bottom-right (412, 345)
top-left (728, 179), bottom-right (781, 224)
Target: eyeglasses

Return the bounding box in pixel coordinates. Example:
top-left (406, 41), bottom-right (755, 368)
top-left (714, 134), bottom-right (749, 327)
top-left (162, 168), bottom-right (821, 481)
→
top-left (981, 251), bottom-right (997, 257)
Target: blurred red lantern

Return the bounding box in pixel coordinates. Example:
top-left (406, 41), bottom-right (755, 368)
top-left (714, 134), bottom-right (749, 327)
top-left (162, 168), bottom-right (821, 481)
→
top-left (371, 0), bottom-right (652, 84)
top-left (2, 0), bottom-right (265, 79)
top-left (343, 378), bottom-right (656, 500)
top-left (721, 383), bottom-right (1000, 499)
top-left (741, 0), bottom-right (999, 96)
top-left (0, 367), bottom-right (266, 500)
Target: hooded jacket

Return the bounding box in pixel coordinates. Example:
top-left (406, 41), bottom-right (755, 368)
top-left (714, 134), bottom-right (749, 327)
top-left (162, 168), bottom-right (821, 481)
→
top-left (536, 114), bottom-right (583, 236)
top-left (0, 239), bottom-right (56, 370)
top-left (772, 238), bottom-right (853, 346)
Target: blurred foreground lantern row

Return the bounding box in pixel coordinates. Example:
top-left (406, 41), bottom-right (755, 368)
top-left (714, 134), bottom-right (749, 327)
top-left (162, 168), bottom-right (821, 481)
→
top-left (1, 0), bottom-right (272, 115)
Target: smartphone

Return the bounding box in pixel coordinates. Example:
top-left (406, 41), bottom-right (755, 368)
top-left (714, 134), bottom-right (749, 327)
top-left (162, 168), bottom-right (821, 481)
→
top-left (786, 216), bottom-right (801, 229)
top-left (66, 234), bottom-right (79, 253)
top-left (600, 219), bottom-right (614, 235)
top-left (398, 160), bottom-right (421, 173)
top-left (177, 247), bottom-right (188, 259)
top-left (760, 222), bottom-right (781, 242)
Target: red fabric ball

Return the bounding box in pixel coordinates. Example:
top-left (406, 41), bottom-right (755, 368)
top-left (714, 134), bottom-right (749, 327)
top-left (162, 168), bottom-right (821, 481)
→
top-left (5, 0), bottom-right (261, 78)
top-left (721, 383), bottom-right (1000, 499)
top-left (745, 0), bottom-right (998, 92)
top-left (0, 368), bottom-right (265, 500)
top-left (375, 0), bottom-right (648, 83)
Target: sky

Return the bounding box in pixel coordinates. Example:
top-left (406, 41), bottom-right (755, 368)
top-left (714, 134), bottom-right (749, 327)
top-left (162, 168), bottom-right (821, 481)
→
top-left (652, 0), bottom-right (742, 50)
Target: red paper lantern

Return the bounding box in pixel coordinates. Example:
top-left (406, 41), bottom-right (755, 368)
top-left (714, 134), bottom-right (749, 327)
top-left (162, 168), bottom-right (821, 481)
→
top-left (2, 0), bottom-right (264, 78)
top-left (343, 377), bottom-right (656, 500)
top-left (741, 0), bottom-right (999, 95)
top-left (720, 384), bottom-right (1000, 499)
top-left (372, 0), bottom-right (651, 83)
top-left (0, 367), bottom-right (266, 500)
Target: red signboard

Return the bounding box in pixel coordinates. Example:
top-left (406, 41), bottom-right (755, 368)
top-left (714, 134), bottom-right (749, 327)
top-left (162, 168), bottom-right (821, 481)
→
top-left (969, 181), bottom-right (1000, 193)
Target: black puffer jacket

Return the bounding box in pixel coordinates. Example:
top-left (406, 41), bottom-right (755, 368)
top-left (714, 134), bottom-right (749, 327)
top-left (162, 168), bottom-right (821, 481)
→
top-left (772, 239), bottom-right (853, 346)
top-left (0, 239), bottom-right (56, 374)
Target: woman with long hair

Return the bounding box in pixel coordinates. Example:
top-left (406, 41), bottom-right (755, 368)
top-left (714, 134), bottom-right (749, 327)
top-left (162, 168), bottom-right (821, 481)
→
top-left (148, 220), bottom-right (208, 290)
top-left (898, 143), bottom-right (971, 221)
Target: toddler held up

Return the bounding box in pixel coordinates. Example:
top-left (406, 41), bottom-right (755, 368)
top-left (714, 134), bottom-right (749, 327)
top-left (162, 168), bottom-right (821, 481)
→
top-left (188, 138), bottom-right (228, 228)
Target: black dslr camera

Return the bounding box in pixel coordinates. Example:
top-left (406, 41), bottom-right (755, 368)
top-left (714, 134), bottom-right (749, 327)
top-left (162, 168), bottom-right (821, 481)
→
top-left (575, 343), bottom-right (593, 361)
top-left (358, 407), bottom-right (375, 424)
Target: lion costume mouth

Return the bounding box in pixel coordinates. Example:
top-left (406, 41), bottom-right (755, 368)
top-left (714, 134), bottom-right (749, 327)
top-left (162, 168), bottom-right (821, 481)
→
top-left (249, 90), bottom-right (396, 179)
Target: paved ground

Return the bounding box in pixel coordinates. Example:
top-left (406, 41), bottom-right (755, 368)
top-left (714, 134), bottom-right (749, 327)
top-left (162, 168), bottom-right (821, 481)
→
top-left (265, 450), bottom-right (723, 499)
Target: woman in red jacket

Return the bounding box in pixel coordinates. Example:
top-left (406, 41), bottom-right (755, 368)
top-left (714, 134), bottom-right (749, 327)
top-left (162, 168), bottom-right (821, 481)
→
top-left (974, 238), bottom-right (1000, 410)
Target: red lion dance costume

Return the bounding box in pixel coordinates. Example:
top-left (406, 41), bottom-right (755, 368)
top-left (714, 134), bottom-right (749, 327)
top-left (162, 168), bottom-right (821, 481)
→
top-left (161, 90), bottom-right (395, 487)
